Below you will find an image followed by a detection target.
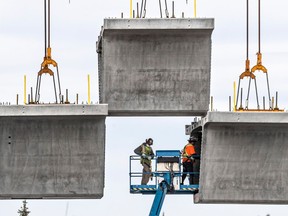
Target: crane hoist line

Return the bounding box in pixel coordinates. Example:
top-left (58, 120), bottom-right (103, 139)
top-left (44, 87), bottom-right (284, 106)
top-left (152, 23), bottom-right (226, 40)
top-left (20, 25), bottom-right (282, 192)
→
top-left (34, 0), bottom-right (62, 104)
top-left (235, 0), bottom-right (283, 112)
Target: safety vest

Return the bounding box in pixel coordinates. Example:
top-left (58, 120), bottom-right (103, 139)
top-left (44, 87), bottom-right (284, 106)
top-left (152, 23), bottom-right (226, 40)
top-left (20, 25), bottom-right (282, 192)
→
top-left (182, 143), bottom-right (195, 162)
top-left (141, 144), bottom-right (153, 165)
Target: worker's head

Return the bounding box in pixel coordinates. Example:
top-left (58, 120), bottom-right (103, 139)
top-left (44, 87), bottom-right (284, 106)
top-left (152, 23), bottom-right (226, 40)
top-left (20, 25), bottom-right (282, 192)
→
top-left (146, 138), bottom-right (153, 145)
top-left (188, 136), bottom-right (197, 143)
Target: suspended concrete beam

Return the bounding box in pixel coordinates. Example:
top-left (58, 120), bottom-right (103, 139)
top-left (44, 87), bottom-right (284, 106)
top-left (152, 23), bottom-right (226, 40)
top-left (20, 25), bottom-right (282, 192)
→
top-left (97, 18), bottom-right (214, 116)
top-left (192, 112), bottom-right (288, 204)
top-left (0, 104), bottom-right (107, 199)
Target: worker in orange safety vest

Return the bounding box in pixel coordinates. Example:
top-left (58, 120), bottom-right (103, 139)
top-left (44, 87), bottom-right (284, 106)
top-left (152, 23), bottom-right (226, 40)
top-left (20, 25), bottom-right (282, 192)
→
top-left (181, 136), bottom-right (197, 185)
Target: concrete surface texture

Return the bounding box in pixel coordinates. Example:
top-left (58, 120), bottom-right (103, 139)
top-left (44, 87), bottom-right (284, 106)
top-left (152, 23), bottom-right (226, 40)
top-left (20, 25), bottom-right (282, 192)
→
top-left (97, 18), bottom-right (214, 116)
top-left (0, 105), bottom-right (107, 199)
top-left (196, 111), bottom-right (288, 204)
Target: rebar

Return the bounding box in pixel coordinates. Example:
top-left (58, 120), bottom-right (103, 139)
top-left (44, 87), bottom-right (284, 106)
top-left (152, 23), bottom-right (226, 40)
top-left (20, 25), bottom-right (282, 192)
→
top-left (30, 87), bottom-right (34, 103)
top-left (275, 91), bottom-right (279, 109)
top-left (171, 1), bottom-right (175, 18)
top-left (137, 3), bottom-right (139, 18)
top-left (210, 96), bottom-right (213, 111)
top-left (16, 94), bottom-right (19, 105)
top-left (65, 89), bottom-right (69, 104)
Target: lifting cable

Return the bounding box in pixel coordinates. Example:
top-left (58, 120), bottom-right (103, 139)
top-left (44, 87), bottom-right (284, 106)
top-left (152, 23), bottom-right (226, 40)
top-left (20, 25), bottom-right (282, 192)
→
top-left (35, 0), bottom-right (62, 104)
top-left (236, 0), bottom-right (259, 110)
top-left (251, 0), bottom-right (271, 109)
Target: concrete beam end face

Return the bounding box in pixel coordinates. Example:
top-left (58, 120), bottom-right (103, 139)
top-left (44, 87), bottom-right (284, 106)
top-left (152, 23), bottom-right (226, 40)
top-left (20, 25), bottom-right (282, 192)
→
top-left (198, 112), bottom-right (288, 204)
top-left (98, 18), bottom-right (214, 116)
top-left (0, 106), bottom-right (107, 199)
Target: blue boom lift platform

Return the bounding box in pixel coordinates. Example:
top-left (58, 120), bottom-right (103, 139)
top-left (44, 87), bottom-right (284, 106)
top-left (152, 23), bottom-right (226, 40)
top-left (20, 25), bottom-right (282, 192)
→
top-left (129, 150), bottom-right (199, 216)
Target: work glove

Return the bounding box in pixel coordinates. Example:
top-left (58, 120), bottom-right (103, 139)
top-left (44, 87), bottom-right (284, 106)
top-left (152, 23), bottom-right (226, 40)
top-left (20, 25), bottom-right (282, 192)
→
top-left (141, 153), bottom-right (147, 158)
top-left (188, 156), bottom-right (195, 161)
top-left (147, 156), bottom-right (152, 160)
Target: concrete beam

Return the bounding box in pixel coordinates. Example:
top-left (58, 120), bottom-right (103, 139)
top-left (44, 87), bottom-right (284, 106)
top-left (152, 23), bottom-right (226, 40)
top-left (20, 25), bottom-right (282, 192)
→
top-left (0, 105), bottom-right (107, 199)
top-left (97, 18), bottom-right (214, 116)
top-left (195, 112), bottom-right (288, 204)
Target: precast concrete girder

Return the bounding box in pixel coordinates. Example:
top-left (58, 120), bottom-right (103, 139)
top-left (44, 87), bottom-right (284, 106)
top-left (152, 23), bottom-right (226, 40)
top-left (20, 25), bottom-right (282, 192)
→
top-left (97, 18), bottom-right (214, 116)
top-left (0, 105), bottom-right (107, 199)
top-left (193, 112), bottom-right (288, 204)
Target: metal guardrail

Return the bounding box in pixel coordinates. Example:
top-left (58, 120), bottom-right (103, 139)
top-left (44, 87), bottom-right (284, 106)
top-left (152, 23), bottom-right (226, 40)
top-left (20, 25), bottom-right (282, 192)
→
top-left (129, 155), bottom-right (199, 194)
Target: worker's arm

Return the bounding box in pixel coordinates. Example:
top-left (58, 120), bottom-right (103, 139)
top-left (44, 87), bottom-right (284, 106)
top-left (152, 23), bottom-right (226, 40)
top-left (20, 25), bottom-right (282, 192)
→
top-left (150, 149), bottom-right (155, 158)
top-left (134, 144), bottom-right (143, 156)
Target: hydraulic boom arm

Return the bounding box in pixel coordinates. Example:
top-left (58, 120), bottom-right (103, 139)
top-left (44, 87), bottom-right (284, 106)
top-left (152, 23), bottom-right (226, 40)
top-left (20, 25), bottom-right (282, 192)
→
top-left (149, 173), bottom-right (172, 216)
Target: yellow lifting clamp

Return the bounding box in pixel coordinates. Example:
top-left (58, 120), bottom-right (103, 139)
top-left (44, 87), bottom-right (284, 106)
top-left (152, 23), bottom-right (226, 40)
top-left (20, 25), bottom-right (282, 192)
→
top-left (38, 66), bottom-right (54, 76)
top-left (239, 60), bottom-right (255, 80)
top-left (251, 52), bottom-right (267, 73)
top-left (38, 47), bottom-right (57, 76)
top-left (40, 47), bottom-right (58, 69)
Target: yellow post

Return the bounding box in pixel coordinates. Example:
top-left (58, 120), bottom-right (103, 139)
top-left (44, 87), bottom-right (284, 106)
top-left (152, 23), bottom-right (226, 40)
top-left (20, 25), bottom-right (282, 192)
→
top-left (24, 75), bottom-right (27, 105)
top-left (210, 96), bottom-right (213, 111)
top-left (194, 0), bottom-right (197, 18)
top-left (233, 81), bottom-right (236, 111)
top-left (88, 74), bottom-right (91, 105)
top-left (130, 0), bottom-right (133, 18)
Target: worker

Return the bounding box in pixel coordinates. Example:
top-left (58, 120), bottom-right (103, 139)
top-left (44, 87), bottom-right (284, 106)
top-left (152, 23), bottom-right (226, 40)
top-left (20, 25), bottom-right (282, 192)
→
top-left (134, 138), bottom-right (155, 185)
top-left (181, 136), bottom-right (197, 185)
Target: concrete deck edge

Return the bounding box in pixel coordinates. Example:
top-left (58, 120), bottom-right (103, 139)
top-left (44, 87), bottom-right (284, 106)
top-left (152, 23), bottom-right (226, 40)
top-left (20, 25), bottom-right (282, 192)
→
top-left (0, 104), bottom-right (108, 116)
top-left (0, 194), bottom-right (103, 200)
top-left (96, 18), bottom-right (214, 53)
top-left (103, 18), bottom-right (214, 30)
top-left (194, 196), bottom-right (288, 204)
top-left (202, 111), bottom-right (288, 125)
top-left (186, 111), bottom-right (288, 135)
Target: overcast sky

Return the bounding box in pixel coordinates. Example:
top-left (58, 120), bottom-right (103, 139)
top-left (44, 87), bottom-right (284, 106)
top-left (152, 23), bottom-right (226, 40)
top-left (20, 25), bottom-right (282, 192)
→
top-left (1, 0), bottom-right (288, 215)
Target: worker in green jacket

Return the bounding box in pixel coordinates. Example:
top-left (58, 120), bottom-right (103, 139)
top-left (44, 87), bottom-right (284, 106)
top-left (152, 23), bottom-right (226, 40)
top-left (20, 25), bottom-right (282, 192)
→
top-left (134, 138), bottom-right (155, 185)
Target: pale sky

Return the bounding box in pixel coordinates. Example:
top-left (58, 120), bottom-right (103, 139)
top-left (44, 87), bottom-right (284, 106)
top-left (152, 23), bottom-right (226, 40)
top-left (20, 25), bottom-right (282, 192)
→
top-left (1, 0), bottom-right (288, 215)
